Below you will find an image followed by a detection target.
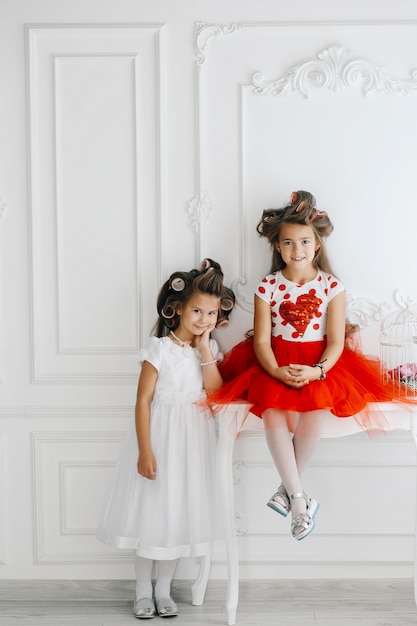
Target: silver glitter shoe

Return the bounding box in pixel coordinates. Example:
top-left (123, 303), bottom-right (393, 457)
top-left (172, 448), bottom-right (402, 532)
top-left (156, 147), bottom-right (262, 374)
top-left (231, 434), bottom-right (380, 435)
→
top-left (133, 597), bottom-right (156, 619)
top-left (266, 483), bottom-right (291, 517)
top-left (155, 597), bottom-right (178, 617)
top-left (289, 492), bottom-right (319, 541)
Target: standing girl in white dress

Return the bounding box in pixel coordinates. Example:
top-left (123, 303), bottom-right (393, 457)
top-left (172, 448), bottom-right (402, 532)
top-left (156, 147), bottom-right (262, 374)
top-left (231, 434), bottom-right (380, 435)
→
top-left (97, 259), bottom-right (234, 619)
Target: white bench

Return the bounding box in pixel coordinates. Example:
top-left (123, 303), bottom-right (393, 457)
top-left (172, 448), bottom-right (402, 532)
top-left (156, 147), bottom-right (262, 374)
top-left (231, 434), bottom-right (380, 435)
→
top-left (215, 402), bottom-right (417, 625)
top-left (191, 293), bottom-right (417, 623)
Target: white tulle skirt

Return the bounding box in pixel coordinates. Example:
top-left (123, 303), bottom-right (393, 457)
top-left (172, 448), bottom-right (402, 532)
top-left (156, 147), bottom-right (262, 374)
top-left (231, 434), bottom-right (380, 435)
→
top-left (97, 393), bottom-right (224, 560)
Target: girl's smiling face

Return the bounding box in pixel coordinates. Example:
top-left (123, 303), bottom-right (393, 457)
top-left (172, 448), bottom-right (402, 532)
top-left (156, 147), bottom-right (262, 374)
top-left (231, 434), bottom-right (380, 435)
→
top-left (176, 293), bottom-right (220, 340)
top-left (276, 223), bottom-right (320, 272)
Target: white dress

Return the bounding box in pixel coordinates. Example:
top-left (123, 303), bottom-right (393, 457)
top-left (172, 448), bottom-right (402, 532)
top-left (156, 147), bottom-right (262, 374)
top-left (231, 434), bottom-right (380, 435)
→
top-left (97, 336), bottom-right (224, 560)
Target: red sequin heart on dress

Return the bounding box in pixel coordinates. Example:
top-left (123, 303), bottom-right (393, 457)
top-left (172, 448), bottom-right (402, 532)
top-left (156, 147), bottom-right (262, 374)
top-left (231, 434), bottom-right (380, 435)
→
top-left (279, 290), bottom-right (322, 336)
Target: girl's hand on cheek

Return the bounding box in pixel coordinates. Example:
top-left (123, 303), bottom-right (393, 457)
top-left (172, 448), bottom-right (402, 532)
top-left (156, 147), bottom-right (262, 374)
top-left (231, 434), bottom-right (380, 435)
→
top-left (194, 326), bottom-right (214, 349)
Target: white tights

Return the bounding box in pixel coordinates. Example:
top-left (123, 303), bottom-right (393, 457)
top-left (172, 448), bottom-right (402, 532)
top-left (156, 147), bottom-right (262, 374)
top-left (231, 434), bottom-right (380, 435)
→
top-left (134, 556), bottom-right (178, 601)
top-left (263, 409), bottom-right (324, 519)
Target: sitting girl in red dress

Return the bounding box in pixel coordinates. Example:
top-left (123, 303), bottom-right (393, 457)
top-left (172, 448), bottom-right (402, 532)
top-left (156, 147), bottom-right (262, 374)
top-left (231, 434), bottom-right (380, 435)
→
top-left (210, 190), bottom-right (407, 541)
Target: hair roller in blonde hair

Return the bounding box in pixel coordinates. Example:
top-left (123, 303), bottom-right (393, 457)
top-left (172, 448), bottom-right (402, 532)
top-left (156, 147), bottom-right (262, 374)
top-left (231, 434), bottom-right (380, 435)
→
top-left (295, 200), bottom-right (307, 213)
top-left (310, 210), bottom-right (328, 222)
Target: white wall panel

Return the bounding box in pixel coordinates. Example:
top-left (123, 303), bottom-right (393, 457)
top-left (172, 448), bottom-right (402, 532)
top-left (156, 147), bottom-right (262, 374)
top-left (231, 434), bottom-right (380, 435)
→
top-left (0, 433), bottom-right (6, 565)
top-left (55, 55), bottom-right (138, 352)
top-left (27, 25), bottom-right (165, 384)
top-left (0, 186), bottom-right (6, 386)
top-left (232, 431), bottom-right (416, 578)
top-left (194, 21), bottom-right (417, 349)
top-left (60, 461), bottom-right (114, 535)
top-left (32, 430), bottom-right (131, 563)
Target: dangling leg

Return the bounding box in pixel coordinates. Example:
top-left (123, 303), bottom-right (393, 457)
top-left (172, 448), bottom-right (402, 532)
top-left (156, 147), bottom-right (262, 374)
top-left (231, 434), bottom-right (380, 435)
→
top-left (154, 559), bottom-right (178, 617)
top-left (293, 410), bottom-right (324, 476)
top-left (264, 409), bottom-right (305, 519)
top-left (133, 555), bottom-right (155, 618)
top-left (290, 410), bottom-right (324, 539)
top-left (264, 409), bottom-right (321, 540)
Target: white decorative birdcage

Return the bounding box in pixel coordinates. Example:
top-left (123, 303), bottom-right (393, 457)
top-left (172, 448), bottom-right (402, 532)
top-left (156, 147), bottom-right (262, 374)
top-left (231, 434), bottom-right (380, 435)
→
top-left (379, 291), bottom-right (417, 399)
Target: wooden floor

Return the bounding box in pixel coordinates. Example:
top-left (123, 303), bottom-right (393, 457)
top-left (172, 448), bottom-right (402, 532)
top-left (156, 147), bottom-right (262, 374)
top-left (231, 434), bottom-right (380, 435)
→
top-left (0, 579), bottom-right (416, 626)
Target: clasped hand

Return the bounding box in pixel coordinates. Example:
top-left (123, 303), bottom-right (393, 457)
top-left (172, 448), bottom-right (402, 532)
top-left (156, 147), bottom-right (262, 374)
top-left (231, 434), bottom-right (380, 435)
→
top-left (276, 363), bottom-right (317, 389)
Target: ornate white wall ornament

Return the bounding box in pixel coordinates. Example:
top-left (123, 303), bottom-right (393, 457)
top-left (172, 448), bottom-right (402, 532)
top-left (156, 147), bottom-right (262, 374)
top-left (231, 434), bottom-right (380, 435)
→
top-left (188, 22), bottom-right (242, 260)
top-left (186, 190), bottom-right (213, 233)
top-left (235, 513), bottom-right (247, 537)
top-left (391, 288), bottom-right (417, 313)
top-left (345, 294), bottom-right (388, 328)
top-left (251, 45), bottom-right (417, 99)
top-left (379, 290), bottom-right (417, 343)
top-left (346, 290), bottom-right (417, 330)
top-left (232, 460), bottom-right (244, 486)
top-left (195, 21), bottom-right (242, 69)
top-left (230, 276), bottom-right (253, 313)
top-left (232, 461), bottom-right (247, 536)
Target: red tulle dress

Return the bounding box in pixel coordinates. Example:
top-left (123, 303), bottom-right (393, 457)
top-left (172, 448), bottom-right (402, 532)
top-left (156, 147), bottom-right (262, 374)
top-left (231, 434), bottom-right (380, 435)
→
top-left (209, 270), bottom-right (411, 433)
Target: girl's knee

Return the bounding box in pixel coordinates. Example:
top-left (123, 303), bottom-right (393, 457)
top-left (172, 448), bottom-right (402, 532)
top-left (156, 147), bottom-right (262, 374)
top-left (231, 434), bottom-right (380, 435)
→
top-left (263, 408), bottom-right (290, 430)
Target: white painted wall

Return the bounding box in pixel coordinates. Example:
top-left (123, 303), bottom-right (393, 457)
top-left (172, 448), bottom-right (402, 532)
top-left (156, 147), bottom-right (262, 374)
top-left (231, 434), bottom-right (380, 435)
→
top-left (1, 0), bottom-right (417, 582)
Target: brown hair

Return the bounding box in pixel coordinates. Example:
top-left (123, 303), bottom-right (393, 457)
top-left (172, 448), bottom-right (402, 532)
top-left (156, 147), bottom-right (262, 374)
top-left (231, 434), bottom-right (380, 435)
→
top-left (153, 258), bottom-right (235, 337)
top-left (256, 190), bottom-right (336, 275)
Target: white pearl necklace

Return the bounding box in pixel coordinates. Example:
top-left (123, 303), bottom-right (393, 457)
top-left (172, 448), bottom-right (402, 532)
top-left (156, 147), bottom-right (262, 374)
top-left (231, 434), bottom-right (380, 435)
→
top-left (170, 330), bottom-right (192, 348)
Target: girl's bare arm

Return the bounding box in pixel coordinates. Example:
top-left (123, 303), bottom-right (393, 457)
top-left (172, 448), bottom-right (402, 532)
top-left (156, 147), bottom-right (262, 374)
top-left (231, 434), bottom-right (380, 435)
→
top-left (135, 361), bottom-right (158, 479)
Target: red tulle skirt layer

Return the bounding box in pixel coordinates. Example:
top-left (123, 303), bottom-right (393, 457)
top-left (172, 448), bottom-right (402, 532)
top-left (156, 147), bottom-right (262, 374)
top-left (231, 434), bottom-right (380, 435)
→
top-left (211, 337), bottom-right (414, 433)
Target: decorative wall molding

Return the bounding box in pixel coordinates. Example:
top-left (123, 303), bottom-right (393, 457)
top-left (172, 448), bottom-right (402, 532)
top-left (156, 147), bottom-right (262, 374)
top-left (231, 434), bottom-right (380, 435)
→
top-left (0, 187), bottom-right (7, 221)
top-left (251, 45), bottom-right (417, 99)
top-left (27, 24), bottom-right (166, 383)
top-left (230, 276), bottom-right (253, 314)
top-left (192, 21), bottom-right (417, 312)
top-left (31, 429), bottom-right (127, 446)
top-left (345, 295), bottom-right (388, 328)
top-left (60, 460), bottom-right (115, 535)
top-left (186, 190), bottom-right (213, 234)
top-left (0, 186), bottom-right (6, 384)
top-left (0, 405), bottom-right (133, 418)
top-left (31, 430), bottom-right (130, 563)
top-left (194, 21), bottom-right (242, 69)
top-left (232, 460), bottom-right (244, 486)
top-left (187, 22), bottom-right (243, 258)
top-left (32, 373), bottom-right (138, 385)
top-left (237, 428), bottom-right (412, 445)
top-left (0, 433), bottom-right (6, 565)
top-left (232, 449), bottom-right (415, 538)
top-left (345, 290), bottom-right (417, 330)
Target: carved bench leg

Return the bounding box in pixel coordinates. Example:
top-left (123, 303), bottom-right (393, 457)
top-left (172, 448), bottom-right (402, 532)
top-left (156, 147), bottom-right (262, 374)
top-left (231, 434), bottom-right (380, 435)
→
top-left (191, 554), bottom-right (211, 605)
top-left (217, 413), bottom-right (239, 626)
top-left (411, 413), bottom-right (417, 607)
